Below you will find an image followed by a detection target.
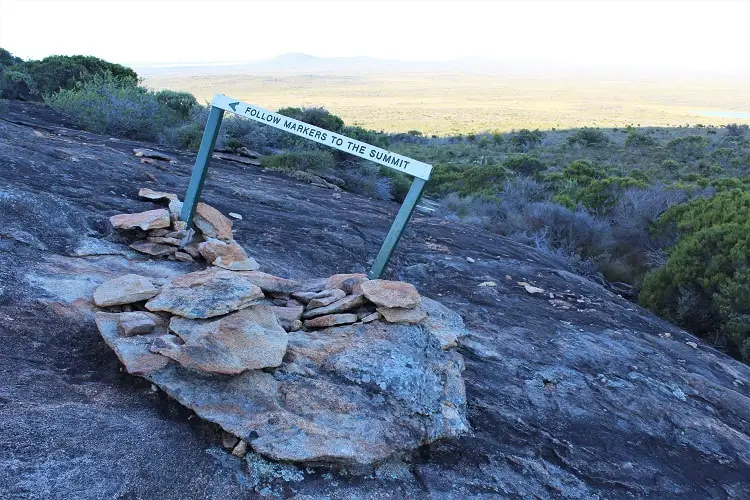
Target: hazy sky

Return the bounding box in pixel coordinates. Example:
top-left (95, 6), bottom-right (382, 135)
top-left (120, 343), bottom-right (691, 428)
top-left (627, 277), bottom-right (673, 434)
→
top-left (1, 0), bottom-right (749, 74)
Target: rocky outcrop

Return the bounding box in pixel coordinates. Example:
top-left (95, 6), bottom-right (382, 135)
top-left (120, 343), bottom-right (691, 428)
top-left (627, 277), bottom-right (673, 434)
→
top-left (90, 261), bottom-right (469, 465)
top-left (3, 101), bottom-right (749, 498)
top-left (109, 209), bottom-right (171, 231)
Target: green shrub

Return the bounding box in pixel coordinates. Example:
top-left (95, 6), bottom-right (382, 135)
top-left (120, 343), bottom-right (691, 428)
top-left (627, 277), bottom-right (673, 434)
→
top-left (0, 67), bottom-right (35, 100)
top-left (510, 129), bottom-right (543, 151)
top-left (261, 150), bottom-right (336, 173)
top-left (503, 155), bottom-right (546, 176)
top-left (625, 130), bottom-right (657, 147)
top-left (568, 127), bottom-right (609, 147)
top-left (155, 90), bottom-right (197, 118)
top-left (562, 159), bottom-right (605, 182)
top-left (46, 74), bottom-right (176, 140)
top-left (24, 54), bottom-right (138, 96)
top-left (667, 135), bottom-right (708, 161)
top-left (277, 107), bottom-right (344, 132)
top-left (0, 48), bottom-right (22, 67)
top-left (640, 189), bottom-right (750, 360)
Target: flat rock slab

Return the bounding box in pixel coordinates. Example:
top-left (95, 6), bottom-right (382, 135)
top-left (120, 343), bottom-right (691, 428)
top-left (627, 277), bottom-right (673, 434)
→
top-left (130, 240), bottom-right (177, 257)
top-left (378, 305), bottom-right (427, 324)
top-left (110, 209), bottom-right (171, 231)
top-left (302, 294), bottom-right (366, 319)
top-left (238, 271), bottom-right (301, 294)
top-left (360, 279), bottom-right (421, 309)
top-left (93, 274), bottom-right (159, 306)
top-left (303, 313), bottom-right (358, 328)
top-left (145, 320), bottom-right (468, 465)
top-left (145, 268), bottom-right (264, 318)
top-left (138, 187), bottom-right (178, 202)
top-left (133, 148), bottom-right (176, 163)
top-left (199, 238), bottom-right (259, 271)
top-left (153, 306), bottom-right (288, 374)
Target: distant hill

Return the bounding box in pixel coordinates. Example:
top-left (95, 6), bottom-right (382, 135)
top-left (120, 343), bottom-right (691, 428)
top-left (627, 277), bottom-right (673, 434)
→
top-left (134, 53), bottom-right (549, 78)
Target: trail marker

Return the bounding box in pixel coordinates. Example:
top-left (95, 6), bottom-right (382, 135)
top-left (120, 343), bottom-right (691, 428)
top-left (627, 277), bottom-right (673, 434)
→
top-left (181, 94), bottom-right (433, 279)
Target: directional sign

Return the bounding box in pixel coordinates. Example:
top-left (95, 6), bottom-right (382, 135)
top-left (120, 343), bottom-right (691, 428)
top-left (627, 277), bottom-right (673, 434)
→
top-left (211, 94), bottom-right (432, 180)
top-left (181, 94), bottom-right (433, 279)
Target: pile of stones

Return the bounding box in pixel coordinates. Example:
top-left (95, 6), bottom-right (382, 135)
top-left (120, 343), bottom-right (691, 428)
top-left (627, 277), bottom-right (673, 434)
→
top-left (92, 192), bottom-right (470, 465)
top-left (110, 188), bottom-right (259, 271)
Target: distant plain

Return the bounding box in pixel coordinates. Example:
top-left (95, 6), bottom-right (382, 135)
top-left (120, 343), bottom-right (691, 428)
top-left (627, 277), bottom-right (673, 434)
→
top-left (142, 71), bottom-right (750, 136)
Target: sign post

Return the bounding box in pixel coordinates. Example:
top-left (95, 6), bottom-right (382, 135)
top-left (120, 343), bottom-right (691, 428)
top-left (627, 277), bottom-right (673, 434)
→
top-left (181, 94), bottom-right (433, 279)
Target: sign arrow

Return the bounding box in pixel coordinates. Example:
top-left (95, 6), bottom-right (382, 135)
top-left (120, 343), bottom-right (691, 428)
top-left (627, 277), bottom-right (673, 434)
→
top-left (228, 101), bottom-right (240, 111)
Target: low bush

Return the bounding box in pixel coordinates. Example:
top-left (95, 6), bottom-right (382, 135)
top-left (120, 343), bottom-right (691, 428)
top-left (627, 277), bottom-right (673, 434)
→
top-left (567, 127), bottom-right (609, 147)
top-left (46, 74), bottom-right (177, 140)
top-left (260, 150), bottom-right (336, 174)
top-left (277, 107), bottom-right (344, 133)
top-left (640, 189), bottom-right (750, 360)
top-left (503, 155), bottom-right (546, 176)
top-left (155, 90), bottom-right (198, 119)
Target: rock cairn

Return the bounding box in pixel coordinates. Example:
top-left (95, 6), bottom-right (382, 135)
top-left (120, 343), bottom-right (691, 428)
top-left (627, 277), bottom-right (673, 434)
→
top-left (92, 191), bottom-right (470, 465)
top-left (111, 187), bottom-right (259, 271)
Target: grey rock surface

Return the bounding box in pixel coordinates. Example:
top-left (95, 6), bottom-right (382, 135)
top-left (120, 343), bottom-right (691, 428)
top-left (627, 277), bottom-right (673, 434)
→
top-left (145, 268), bottom-right (264, 318)
top-left (1, 101), bottom-right (749, 498)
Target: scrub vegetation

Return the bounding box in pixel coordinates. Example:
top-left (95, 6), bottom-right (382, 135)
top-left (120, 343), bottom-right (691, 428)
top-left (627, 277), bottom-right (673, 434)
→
top-left (2, 48), bottom-right (749, 362)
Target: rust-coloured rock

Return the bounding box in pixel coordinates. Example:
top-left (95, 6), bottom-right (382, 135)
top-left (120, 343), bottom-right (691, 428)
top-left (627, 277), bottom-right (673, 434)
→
top-left (303, 313), bottom-right (359, 328)
top-left (302, 294), bottom-right (367, 318)
top-left (109, 209), bottom-right (171, 231)
top-left (145, 268), bottom-right (264, 319)
top-left (360, 279), bottom-right (420, 309)
top-left (130, 240), bottom-right (177, 257)
top-left (152, 306), bottom-right (288, 374)
top-left (326, 273), bottom-right (368, 290)
top-left (138, 187), bottom-right (178, 202)
top-left (198, 238), bottom-right (259, 271)
top-left (378, 306), bottom-right (427, 324)
top-left (194, 202), bottom-right (233, 240)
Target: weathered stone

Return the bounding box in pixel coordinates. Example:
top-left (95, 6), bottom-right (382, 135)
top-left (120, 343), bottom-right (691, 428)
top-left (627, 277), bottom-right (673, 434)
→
top-left (198, 238), bottom-right (259, 271)
top-left (149, 228), bottom-right (169, 237)
top-left (342, 276), bottom-right (368, 294)
top-left (133, 148), bottom-right (176, 163)
top-left (420, 297), bottom-right (469, 350)
top-left (147, 236), bottom-right (181, 246)
top-left (306, 289), bottom-right (346, 309)
top-left (326, 273), bottom-right (368, 291)
top-left (303, 313), bottom-right (358, 328)
top-left (94, 312), bottom-right (170, 375)
top-left (237, 271), bottom-right (301, 294)
top-left (129, 241), bottom-right (177, 257)
top-left (378, 306), bottom-right (427, 324)
top-left (144, 320), bottom-right (468, 465)
top-left (93, 274), bottom-right (159, 307)
top-left (194, 202), bottom-right (233, 241)
top-left (152, 306), bottom-right (287, 374)
top-left (302, 294), bottom-right (367, 318)
top-left (360, 312), bottom-right (380, 323)
top-left (222, 432), bottom-right (239, 450)
top-left (231, 439), bottom-right (248, 457)
top-left (168, 199), bottom-right (183, 221)
top-left (138, 187), bottom-right (178, 202)
top-left (289, 319), bottom-right (303, 331)
top-left (360, 280), bottom-right (421, 309)
top-left (269, 305), bottom-right (304, 332)
top-left (228, 212), bottom-right (242, 220)
top-left (145, 268), bottom-right (264, 319)
top-left (173, 251), bottom-right (194, 263)
top-left (118, 311), bottom-right (157, 336)
top-left (295, 277), bottom-right (329, 293)
top-left (110, 209), bottom-right (170, 231)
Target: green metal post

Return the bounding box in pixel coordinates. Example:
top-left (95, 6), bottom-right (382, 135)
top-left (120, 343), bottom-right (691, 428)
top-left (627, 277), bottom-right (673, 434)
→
top-left (181, 106), bottom-right (225, 224)
top-left (368, 177), bottom-right (426, 279)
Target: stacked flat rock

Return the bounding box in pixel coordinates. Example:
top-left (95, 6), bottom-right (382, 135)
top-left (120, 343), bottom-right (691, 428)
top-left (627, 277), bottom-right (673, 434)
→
top-left (107, 188), bottom-right (259, 270)
top-left (91, 267), bottom-right (470, 465)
